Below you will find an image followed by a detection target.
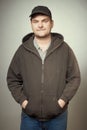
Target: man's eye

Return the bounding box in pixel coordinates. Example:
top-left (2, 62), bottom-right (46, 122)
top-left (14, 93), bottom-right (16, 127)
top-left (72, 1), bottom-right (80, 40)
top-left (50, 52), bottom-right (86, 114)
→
top-left (32, 20), bottom-right (38, 23)
top-left (43, 20), bottom-right (49, 23)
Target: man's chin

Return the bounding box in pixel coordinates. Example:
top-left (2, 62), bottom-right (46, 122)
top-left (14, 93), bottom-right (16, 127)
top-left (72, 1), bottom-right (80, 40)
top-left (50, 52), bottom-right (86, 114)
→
top-left (35, 34), bottom-right (50, 39)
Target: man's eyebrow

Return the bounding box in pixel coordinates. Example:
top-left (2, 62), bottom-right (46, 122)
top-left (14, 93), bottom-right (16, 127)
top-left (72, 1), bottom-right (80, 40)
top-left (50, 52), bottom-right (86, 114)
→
top-left (32, 18), bottom-right (49, 21)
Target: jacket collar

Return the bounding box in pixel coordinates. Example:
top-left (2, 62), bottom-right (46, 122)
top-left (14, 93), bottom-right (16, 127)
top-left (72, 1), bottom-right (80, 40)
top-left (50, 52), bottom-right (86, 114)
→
top-left (22, 33), bottom-right (64, 57)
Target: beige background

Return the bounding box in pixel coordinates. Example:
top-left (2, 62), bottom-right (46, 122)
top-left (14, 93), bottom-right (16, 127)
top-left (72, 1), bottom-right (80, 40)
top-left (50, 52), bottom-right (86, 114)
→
top-left (0, 0), bottom-right (87, 130)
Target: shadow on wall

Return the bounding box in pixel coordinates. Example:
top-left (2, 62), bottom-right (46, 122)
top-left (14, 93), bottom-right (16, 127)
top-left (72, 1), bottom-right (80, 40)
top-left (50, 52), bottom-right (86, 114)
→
top-left (68, 68), bottom-right (87, 130)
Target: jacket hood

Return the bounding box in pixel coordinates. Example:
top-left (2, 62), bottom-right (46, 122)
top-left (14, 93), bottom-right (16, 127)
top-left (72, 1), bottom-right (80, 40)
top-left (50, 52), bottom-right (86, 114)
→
top-left (22, 32), bottom-right (64, 43)
top-left (22, 33), bottom-right (64, 54)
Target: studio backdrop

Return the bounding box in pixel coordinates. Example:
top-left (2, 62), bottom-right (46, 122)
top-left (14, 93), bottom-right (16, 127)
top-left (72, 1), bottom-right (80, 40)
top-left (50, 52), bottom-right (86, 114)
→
top-left (0, 0), bottom-right (87, 130)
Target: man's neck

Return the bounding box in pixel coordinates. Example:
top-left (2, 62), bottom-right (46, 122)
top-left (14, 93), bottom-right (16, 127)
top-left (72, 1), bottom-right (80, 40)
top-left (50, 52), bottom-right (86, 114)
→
top-left (34, 34), bottom-right (51, 50)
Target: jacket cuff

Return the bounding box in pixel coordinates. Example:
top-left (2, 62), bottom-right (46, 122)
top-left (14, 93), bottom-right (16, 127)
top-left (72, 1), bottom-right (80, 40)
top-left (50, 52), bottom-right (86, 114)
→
top-left (60, 95), bottom-right (69, 103)
top-left (19, 97), bottom-right (28, 105)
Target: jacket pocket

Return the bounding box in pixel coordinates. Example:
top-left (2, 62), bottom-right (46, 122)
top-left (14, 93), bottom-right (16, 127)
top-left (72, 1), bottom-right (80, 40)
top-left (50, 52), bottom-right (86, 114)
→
top-left (56, 101), bottom-right (63, 113)
top-left (23, 96), bottom-right (40, 117)
top-left (43, 95), bottom-right (64, 118)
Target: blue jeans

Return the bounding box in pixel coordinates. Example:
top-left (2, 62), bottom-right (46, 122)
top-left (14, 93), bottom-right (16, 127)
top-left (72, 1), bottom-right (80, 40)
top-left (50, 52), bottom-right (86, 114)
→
top-left (20, 111), bottom-right (68, 130)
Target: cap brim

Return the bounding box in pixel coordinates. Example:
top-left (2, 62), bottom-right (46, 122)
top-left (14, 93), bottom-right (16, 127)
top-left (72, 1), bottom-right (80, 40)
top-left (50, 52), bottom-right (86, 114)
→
top-left (29, 11), bottom-right (50, 17)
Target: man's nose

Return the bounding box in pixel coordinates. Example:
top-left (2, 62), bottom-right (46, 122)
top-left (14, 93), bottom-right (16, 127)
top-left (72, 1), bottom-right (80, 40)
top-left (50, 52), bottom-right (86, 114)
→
top-left (38, 22), bottom-right (43, 28)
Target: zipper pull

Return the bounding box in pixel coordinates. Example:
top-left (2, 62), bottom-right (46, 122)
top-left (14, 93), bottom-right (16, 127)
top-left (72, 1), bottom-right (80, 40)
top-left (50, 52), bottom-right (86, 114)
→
top-left (42, 60), bottom-right (44, 65)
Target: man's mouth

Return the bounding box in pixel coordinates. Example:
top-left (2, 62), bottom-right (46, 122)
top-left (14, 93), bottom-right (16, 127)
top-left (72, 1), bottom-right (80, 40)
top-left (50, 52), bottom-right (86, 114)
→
top-left (37, 29), bottom-right (46, 31)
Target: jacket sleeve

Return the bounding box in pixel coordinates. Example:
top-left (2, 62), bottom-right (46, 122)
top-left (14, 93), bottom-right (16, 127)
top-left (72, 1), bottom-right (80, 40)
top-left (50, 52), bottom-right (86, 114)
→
top-left (60, 47), bottom-right (81, 103)
top-left (7, 49), bottom-right (27, 105)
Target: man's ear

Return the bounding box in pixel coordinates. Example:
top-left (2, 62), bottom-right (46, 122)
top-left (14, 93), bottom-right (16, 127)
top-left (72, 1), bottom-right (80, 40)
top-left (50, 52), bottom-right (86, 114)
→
top-left (51, 20), bottom-right (54, 28)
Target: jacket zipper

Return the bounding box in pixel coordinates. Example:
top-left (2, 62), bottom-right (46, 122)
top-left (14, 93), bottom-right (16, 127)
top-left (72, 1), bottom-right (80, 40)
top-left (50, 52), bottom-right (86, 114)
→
top-left (41, 60), bottom-right (44, 84)
top-left (41, 60), bottom-right (44, 117)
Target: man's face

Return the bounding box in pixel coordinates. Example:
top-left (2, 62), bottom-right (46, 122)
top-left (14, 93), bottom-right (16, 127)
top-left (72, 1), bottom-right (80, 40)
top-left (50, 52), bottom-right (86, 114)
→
top-left (31, 14), bottom-right (53, 38)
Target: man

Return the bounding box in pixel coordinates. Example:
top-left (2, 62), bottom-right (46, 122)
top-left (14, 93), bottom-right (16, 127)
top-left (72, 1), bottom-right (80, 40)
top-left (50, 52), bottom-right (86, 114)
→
top-left (7, 5), bottom-right (81, 130)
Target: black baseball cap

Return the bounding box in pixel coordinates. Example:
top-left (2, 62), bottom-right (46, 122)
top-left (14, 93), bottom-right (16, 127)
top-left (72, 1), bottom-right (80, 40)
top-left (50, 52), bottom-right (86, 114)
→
top-left (29, 6), bottom-right (52, 19)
